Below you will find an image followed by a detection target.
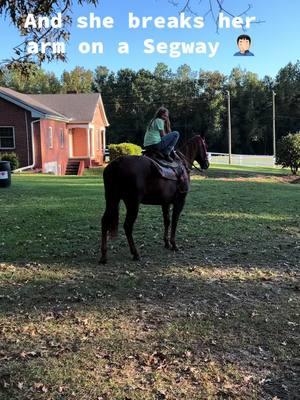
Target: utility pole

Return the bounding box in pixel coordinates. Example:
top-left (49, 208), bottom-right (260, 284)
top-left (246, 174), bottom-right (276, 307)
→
top-left (227, 90), bottom-right (232, 164)
top-left (272, 91), bottom-right (276, 163)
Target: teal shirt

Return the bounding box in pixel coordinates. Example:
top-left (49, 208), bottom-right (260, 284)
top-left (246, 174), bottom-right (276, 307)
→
top-left (143, 118), bottom-right (164, 147)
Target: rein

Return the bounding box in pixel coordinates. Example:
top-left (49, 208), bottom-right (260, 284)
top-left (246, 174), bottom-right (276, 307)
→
top-left (177, 150), bottom-right (204, 174)
top-left (177, 138), bottom-right (206, 174)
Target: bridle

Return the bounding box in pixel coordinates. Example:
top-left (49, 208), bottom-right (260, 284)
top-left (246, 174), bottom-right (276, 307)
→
top-left (177, 137), bottom-right (208, 173)
top-left (177, 151), bottom-right (204, 173)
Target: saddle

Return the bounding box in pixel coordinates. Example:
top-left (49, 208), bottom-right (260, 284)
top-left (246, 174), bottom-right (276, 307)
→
top-left (143, 152), bottom-right (190, 193)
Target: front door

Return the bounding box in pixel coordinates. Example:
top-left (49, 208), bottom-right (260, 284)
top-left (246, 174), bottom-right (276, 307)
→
top-left (72, 128), bottom-right (88, 157)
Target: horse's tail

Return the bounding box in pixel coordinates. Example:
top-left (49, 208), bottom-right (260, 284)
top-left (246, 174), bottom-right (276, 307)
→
top-left (102, 163), bottom-right (120, 238)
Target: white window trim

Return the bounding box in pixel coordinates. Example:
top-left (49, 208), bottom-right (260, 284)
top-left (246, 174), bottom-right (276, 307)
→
top-left (60, 128), bottom-right (64, 149)
top-left (48, 127), bottom-right (53, 149)
top-left (0, 126), bottom-right (16, 150)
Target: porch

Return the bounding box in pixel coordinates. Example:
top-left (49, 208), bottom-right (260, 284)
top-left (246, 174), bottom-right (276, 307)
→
top-left (67, 123), bottom-right (105, 169)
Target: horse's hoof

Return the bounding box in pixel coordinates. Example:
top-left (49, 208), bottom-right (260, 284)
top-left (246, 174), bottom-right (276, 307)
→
top-left (164, 242), bottom-right (171, 249)
top-left (99, 257), bottom-right (107, 264)
top-left (171, 245), bottom-right (179, 252)
top-left (132, 254), bottom-right (140, 261)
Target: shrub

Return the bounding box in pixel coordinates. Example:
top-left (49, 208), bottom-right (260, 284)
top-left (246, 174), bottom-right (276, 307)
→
top-left (276, 132), bottom-right (300, 175)
top-left (0, 152), bottom-right (20, 171)
top-left (108, 143), bottom-right (142, 161)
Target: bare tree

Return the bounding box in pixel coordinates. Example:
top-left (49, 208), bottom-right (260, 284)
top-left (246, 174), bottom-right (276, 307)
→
top-left (0, 0), bottom-right (98, 71)
top-left (169, 0), bottom-right (264, 30)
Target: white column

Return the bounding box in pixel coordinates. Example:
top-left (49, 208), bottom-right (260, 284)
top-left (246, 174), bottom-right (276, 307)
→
top-left (87, 127), bottom-right (90, 157)
top-left (90, 128), bottom-right (94, 157)
top-left (102, 128), bottom-right (106, 152)
top-left (68, 129), bottom-right (73, 158)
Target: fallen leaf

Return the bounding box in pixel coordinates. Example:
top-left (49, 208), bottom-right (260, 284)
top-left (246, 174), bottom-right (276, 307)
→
top-left (244, 375), bottom-right (253, 383)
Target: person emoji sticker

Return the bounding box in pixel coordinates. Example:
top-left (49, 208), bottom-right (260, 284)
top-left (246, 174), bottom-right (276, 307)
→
top-left (234, 34), bottom-right (254, 56)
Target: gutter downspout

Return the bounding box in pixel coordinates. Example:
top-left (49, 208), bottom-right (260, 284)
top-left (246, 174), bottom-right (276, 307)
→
top-left (14, 119), bottom-right (40, 172)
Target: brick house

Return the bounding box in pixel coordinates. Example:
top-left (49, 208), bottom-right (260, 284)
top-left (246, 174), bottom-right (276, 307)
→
top-left (0, 87), bottom-right (109, 175)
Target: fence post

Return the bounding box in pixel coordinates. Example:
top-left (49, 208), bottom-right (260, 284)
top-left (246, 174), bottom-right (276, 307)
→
top-left (227, 90), bottom-right (232, 165)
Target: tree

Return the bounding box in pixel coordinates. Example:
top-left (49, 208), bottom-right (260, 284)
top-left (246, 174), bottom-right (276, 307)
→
top-left (227, 68), bottom-right (273, 154)
top-left (197, 70), bottom-right (226, 151)
top-left (154, 63), bottom-right (172, 80)
top-left (276, 133), bottom-right (300, 175)
top-left (0, 64), bottom-right (61, 93)
top-left (0, 0), bottom-right (99, 68)
top-left (274, 62), bottom-right (300, 142)
top-left (61, 66), bottom-right (93, 93)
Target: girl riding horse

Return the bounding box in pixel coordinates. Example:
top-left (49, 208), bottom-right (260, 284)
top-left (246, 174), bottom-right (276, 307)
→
top-left (144, 107), bottom-right (179, 162)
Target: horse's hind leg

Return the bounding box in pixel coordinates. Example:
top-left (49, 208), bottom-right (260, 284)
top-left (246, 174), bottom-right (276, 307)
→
top-left (123, 200), bottom-right (140, 261)
top-left (162, 204), bottom-right (171, 249)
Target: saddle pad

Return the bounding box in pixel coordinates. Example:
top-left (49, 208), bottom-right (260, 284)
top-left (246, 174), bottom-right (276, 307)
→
top-left (144, 156), bottom-right (179, 181)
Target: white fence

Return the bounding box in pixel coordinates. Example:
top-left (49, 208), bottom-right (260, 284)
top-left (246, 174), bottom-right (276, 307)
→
top-left (208, 153), bottom-right (276, 167)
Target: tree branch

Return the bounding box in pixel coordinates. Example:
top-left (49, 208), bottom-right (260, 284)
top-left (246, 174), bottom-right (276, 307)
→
top-left (172, 0), bottom-right (265, 31)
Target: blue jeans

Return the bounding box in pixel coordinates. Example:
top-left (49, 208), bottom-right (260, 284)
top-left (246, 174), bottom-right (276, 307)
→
top-left (157, 131), bottom-right (180, 155)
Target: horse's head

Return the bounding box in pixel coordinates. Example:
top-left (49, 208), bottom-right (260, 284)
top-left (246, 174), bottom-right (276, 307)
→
top-left (193, 135), bottom-right (210, 170)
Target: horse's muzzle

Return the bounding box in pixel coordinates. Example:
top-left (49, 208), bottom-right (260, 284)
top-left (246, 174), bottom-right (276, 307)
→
top-left (202, 160), bottom-right (210, 170)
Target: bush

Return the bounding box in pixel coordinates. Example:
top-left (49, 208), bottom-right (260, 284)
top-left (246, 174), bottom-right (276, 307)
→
top-left (108, 143), bottom-right (142, 161)
top-left (276, 132), bottom-right (300, 175)
top-left (0, 152), bottom-right (20, 171)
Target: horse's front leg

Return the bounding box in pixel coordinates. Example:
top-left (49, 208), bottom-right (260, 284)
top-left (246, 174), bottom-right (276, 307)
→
top-left (124, 201), bottom-right (140, 261)
top-left (162, 204), bottom-right (171, 249)
top-left (99, 213), bottom-right (109, 264)
top-left (170, 196), bottom-right (186, 251)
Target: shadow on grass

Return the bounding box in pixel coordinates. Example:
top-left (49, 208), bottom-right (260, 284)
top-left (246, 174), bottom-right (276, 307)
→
top-left (0, 258), bottom-right (299, 399)
top-left (0, 174), bottom-right (299, 398)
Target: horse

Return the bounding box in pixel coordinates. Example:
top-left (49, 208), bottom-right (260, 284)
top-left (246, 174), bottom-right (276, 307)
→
top-left (100, 135), bottom-right (209, 264)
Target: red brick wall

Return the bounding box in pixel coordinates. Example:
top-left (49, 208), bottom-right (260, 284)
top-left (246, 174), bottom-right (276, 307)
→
top-left (40, 119), bottom-right (69, 175)
top-left (0, 97), bottom-right (34, 167)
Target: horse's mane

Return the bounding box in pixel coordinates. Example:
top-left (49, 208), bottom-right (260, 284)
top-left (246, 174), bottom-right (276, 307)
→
top-left (177, 135), bottom-right (203, 170)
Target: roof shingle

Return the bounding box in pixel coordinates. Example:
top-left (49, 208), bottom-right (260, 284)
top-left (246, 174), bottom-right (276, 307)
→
top-left (31, 93), bottom-right (101, 122)
top-left (0, 87), bottom-right (108, 124)
top-left (0, 86), bottom-right (66, 119)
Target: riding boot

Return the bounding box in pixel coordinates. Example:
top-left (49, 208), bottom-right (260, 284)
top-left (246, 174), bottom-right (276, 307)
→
top-left (170, 150), bottom-right (180, 160)
top-left (164, 154), bottom-right (174, 162)
top-left (154, 151), bottom-right (165, 160)
top-left (145, 150), bottom-right (164, 160)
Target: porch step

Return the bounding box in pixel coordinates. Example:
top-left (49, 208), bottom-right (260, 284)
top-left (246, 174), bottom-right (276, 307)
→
top-left (65, 159), bottom-right (80, 175)
top-left (91, 160), bottom-right (100, 167)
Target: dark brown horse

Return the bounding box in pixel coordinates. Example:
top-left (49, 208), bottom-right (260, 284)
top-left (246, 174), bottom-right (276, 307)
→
top-left (100, 135), bottom-right (209, 263)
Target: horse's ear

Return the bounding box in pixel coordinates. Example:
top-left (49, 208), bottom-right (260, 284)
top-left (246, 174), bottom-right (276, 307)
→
top-left (194, 133), bottom-right (205, 141)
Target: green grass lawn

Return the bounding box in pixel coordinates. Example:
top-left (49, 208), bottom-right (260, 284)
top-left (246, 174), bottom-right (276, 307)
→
top-left (0, 168), bottom-right (299, 399)
top-left (204, 163), bottom-right (291, 176)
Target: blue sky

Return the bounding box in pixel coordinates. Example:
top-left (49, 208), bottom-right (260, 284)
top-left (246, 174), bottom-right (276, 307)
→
top-left (0, 0), bottom-right (299, 78)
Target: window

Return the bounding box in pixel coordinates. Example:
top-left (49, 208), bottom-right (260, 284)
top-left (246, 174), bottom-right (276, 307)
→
top-left (60, 128), bottom-right (64, 148)
top-left (48, 127), bottom-right (53, 149)
top-left (0, 127), bottom-right (15, 149)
